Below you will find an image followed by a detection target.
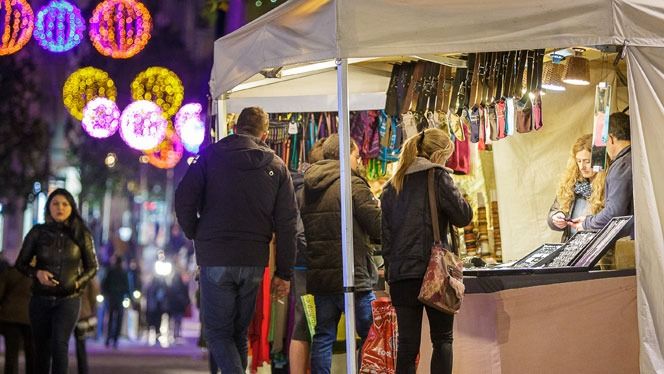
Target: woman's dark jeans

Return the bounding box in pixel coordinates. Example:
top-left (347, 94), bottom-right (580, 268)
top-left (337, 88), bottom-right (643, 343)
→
top-left (391, 279), bottom-right (454, 374)
top-left (29, 295), bottom-right (81, 374)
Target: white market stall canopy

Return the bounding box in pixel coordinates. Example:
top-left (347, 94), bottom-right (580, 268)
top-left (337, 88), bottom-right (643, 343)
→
top-left (210, 1), bottom-right (664, 373)
top-left (211, 0), bottom-right (664, 98)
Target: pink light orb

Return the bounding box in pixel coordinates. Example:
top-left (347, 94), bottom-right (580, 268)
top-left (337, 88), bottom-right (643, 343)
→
top-left (174, 103), bottom-right (205, 153)
top-left (119, 100), bottom-right (167, 150)
top-left (81, 97), bottom-right (120, 138)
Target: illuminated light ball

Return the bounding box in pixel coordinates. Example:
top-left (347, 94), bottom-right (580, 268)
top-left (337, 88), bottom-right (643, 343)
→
top-left (34, 0), bottom-right (85, 52)
top-left (174, 103), bottom-right (205, 153)
top-left (131, 67), bottom-right (184, 118)
top-left (146, 126), bottom-right (183, 169)
top-left (0, 0), bottom-right (34, 56)
top-left (81, 98), bottom-right (120, 138)
top-left (89, 0), bottom-right (152, 59)
top-left (63, 67), bottom-right (117, 120)
top-left (120, 100), bottom-right (167, 151)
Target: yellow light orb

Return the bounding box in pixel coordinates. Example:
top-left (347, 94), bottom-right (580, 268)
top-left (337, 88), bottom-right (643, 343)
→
top-left (63, 67), bottom-right (117, 120)
top-left (131, 67), bottom-right (183, 118)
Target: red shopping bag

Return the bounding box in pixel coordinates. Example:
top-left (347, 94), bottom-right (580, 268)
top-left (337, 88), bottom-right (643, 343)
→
top-left (360, 298), bottom-right (398, 373)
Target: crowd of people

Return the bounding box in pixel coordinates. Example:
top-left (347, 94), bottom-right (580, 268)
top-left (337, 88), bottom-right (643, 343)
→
top-left (0, 107), bottom-right (633, 374)
top-left (0, 190), bottom-right (193, 374)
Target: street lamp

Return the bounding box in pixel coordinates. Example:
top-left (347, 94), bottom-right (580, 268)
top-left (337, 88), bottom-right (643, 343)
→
top-left (105, 152), bottom-right (117, 168)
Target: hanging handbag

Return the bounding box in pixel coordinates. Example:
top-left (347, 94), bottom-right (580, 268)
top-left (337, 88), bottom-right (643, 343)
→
top-left (417, 170), bottom-right (465, 315)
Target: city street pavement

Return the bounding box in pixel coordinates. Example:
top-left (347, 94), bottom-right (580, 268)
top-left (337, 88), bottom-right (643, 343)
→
top-left (0, 337), bottom-right (212, 374)
top-left (77, 338), bottom-right (212, 374)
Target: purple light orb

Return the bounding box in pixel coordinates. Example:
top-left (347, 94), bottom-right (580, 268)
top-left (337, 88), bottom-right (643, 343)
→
top-left (81, 98), bottom-right (120, 138)
top-left (174, 103), bottom-right (205, 153)
top-left (120, 100), bottom-right (167, 151)
top-left (34, 0), bottom-right (85, 52)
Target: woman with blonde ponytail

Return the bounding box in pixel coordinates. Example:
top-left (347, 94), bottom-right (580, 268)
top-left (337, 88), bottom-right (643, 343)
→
top-left (381, 128), bottom-right (472, 374)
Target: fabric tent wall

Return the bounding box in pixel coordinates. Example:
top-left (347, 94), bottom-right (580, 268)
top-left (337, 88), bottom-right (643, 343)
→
top-left (493, 63), bottom-right (623, 261)
top-left (626, 46), bottom-right (664, 372)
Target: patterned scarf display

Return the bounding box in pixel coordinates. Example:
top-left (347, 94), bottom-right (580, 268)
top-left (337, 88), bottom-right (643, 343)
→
top-left (574, 180), bottom-right (592, 200)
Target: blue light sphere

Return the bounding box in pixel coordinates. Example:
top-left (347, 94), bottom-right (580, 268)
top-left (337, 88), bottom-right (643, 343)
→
top-left (34, 0), bottom-right (85, 52)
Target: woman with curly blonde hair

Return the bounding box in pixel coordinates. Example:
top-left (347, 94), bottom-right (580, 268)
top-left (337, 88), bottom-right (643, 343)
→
top-left (548, 134), bottom-right (606, 241)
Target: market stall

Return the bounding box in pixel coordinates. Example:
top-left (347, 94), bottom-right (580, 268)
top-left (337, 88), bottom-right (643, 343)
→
top-left (210, 0), bottom-right (664, 372)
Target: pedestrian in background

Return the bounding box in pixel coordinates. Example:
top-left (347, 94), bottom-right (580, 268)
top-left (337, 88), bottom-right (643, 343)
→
top-left (102, 256), bottom-right (129, 349)
top-left (16, 188), bottom-right (99, 374)
top-left (167, 268), bottom-right (190, 341)
top-left (0, 266), bottom-right (34, 374)
top-left (74, 279), bottom-right (100, 374)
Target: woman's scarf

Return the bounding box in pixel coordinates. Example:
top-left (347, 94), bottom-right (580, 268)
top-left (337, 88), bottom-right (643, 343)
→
top-left (574, 180), bottom-right (592, 200)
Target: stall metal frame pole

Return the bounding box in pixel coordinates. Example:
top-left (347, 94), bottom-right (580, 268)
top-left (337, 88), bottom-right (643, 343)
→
top-left (337, 57), bottom-right (358, 374)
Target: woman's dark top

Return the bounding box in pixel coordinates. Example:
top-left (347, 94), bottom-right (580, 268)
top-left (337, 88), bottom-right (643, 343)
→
top-left (16, 222), bottom-right (98, 298)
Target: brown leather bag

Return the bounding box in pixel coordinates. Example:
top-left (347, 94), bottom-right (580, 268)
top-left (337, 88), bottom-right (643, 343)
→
top-left (418, 170), bottom-right (465, 315)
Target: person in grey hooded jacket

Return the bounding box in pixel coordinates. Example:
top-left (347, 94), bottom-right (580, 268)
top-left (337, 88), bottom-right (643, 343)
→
top-left (300, 134), bottom-right (381, 374)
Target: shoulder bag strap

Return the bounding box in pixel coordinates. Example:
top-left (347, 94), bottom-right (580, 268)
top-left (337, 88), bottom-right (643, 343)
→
top-left (428, 169), bottom-right (441, 244)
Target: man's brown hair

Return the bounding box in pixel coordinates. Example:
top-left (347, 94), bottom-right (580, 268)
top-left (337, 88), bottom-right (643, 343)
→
top-left (236, 107), bottom-right (269, 137)
top-left (322, 134), bottom-right (358, 160)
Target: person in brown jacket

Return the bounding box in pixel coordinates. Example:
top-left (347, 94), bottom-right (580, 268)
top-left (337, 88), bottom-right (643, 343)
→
top-left (74, 279), bottom-right (100, 374)
top-left (0, 266), bottom-right (34, 374)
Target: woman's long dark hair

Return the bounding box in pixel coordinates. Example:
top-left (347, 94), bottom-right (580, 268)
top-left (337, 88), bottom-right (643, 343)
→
top-left (44, 188), bottom-right (89, 247)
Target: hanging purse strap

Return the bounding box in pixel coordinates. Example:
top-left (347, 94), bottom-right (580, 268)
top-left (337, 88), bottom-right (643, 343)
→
top-left (403, 62), bottom-right (425, 113)
top-left (428, 169), bottom-right (441, 244)
top-left (513, 50), bottom-right (528, 97)
top-left (450, 67), bottom-right (466, 114)
top-left (503, 51), bottom-right (515, 98)
top-left (435, 65), bottom-right (449, 112)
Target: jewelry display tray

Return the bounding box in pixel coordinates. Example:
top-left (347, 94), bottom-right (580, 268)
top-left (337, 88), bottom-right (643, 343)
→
top-left (463, 216), bottom-right (633, 277)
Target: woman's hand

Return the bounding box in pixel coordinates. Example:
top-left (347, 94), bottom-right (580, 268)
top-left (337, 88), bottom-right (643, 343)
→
top-left (568, 216), bottom-right (585, 231)
top-left (551, 212), bottom-right (568, 229)
top-left (36, 270), bottom-right (59, 287)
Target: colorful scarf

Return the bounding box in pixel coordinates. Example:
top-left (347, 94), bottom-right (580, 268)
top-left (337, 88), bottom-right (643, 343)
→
top-left (574, 180), bottom-right (592, 200)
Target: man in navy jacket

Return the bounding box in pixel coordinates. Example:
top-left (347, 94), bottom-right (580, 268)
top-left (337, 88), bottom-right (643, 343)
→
top-left (175, 107), bottom-right (297, 374)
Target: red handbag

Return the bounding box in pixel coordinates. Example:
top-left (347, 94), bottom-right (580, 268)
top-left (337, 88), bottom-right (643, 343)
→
top-left (417, 170), bottom-right (465, 315)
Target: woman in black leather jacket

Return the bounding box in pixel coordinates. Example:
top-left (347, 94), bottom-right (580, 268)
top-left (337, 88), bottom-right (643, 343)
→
top-left (381, 129), bottom-right (472, 374)
top-left (16, 188), bottom-right (98, 374)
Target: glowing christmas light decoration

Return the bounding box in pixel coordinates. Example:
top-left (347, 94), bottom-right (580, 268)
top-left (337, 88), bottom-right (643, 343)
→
top-left (131, 67), bottom-right (184, 118)
top-left (0, 0), bottom-right (35, 56)
top-left (81, 98), bottom-right (120, 138)
top-left (120, 100), bottom-right (167, 151)
top-left (63, 67), bottom-right (117, 120)
top-left (146, 126), bottom-right (184, 169)
top-left (175, 103), bottom-right (205, 153)
top-left (34, 0), bottom-right (85, 52)
top-left (89, 0), bottom-right (152, 59)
